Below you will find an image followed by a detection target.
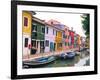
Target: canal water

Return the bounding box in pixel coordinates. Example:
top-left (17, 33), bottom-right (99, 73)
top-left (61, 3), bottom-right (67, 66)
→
top-left (23, 50), bottom-right (90, 68)
top-left (42, 51), bottom-right (90, 68)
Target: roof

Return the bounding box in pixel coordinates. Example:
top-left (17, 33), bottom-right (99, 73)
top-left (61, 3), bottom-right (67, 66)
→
top-left (32, 16), bottom-right (45, 25)
top-left (23, 11), bottom-right (36, 15)
top-left (46, 19), bottom-right (66, 31)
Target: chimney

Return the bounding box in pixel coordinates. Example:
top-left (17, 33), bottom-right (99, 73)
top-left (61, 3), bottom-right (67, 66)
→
top-left (51, 21), bottom-right (53, 24)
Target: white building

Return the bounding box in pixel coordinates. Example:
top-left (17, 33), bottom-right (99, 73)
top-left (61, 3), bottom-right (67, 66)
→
top-left (44, 23), bottom-right (56, 53)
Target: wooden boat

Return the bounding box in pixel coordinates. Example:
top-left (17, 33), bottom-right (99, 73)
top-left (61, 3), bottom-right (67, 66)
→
top-left (23, 56), bottom-right (55, 68)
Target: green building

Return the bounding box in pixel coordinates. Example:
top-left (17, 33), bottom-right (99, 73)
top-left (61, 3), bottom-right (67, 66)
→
top-left (31, 17), bottom-right (45, 54)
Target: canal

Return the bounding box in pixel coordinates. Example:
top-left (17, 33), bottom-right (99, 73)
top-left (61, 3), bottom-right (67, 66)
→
top-left (25, 50), bottom-right (90, 68)
top-left (42, 51), bottom-right (90, 68)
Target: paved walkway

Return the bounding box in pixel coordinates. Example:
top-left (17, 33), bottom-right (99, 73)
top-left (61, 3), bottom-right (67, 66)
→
top-left (23, 48), bottom-right (79, 61)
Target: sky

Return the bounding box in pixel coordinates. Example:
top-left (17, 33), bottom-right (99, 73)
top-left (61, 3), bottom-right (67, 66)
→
top-left (34, 11), bottom-right (86, 37)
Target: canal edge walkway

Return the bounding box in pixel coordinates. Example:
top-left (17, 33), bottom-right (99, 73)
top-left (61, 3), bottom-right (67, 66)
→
top-left (23, 48), bottom-right (79, 61)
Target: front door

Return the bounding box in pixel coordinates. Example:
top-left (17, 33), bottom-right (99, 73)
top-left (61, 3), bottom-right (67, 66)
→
top-left (31, 40), bottom-right (36, 54)
top-left (54, 43), bottom-right (56, 51)
top-left (36, 41), bottom-right (40, 53)
top-left (50, 42), bottom-right (53, 52)
top-left (40, 41), bottom-right (44, 53)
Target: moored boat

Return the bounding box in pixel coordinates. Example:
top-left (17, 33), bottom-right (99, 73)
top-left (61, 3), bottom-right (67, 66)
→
top-left (66, 52), bottom-right (75, 59)
top-left (23, 56), bottom-right (55, 68)
top-left (58, 51), bottom-right (75, 59)
top-left (59, 53), bottom-right (67, 59)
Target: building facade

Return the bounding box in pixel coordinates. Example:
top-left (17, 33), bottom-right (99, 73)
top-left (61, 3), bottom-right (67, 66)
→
top-left (74, 33), bottom-right (79, 48)
top-left (44, 23), bottom-right (56, 53)
top-left (47, 20), bottom-right (63, 51)
top-left (31, 17), bottom-right (45, 54)
top-left (55, 30), bottom-right (63, 51)
top-left (77, 34), bottom-right (81, 50)
top-left (22, 11), bottom-right (32, 56)
top-left (62, 26), bottom-right (69, 50)
top-left (22, 11), bottom-right (85, 59)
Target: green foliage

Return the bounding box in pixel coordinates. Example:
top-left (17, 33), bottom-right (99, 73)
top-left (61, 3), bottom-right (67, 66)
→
top-left (81, 14), bottom-right (90, 37)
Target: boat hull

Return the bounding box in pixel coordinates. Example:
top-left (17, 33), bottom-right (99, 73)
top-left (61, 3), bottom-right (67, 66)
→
top-left (59, 52), bottom-right (75, 59)
top-left (23, 56), bottom-right (55, 68)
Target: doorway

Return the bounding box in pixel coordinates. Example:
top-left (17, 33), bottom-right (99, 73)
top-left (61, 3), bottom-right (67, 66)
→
top-left (36, 41), bottom-right (40, 53)
top-left (31, 40), bottom-right (37, 54)
top-left (40, 41), bottom-right (44, 53)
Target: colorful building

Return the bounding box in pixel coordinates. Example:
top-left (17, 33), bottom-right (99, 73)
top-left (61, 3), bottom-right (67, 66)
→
top-left (47, 20), bottom-right (63, 51)
top-left (69, 28), bottom-right (75, 49)
top-left (81, 37), bottom-right (86, 47)
top-left (31, 16), bottom-right (45, 54)
top-left (74, 33), bottom-right (79, 48)
top-left (22, 11), bottom-right (85, 58)
top-left (22, 11), bottom-right (32, 56)
top-left (77, 34), bottom-right (81, 50)
top-left (62, 26), bottom-right (69, 50)
top-left (44, 23), bottom-right (56, 52)
top-left (68, 30), bottom-right (72, 49)
top-left (55, 30), bottom-right (63, 51)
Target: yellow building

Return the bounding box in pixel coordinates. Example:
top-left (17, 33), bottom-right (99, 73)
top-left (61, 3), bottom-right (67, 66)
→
top-left (22, 11), bottom-right (32, 35)
top-left (78, 35), bottom-right (81, 45)
top-left (22, 11), bottom-right (32, 57)
top-left (55, 30), bottom-right (63, 51)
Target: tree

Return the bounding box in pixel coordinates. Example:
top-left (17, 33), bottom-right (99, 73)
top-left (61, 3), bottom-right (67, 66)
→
top-left (81, 14), bottom-right (90, 48)
top-left (81, 14), bottom-right (90, 37)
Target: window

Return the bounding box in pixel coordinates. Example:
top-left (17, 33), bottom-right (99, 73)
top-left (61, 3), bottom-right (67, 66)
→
top-left (42, 26), bottom-right (45, 33)
top-left (40, 41), bottom-right (44, 47)
top-left (31, 40), bottom-right (36, 47)
top-left (65, 42), bottom-right (67, 46)
top-left (63, 32), bottom-right (66, 38)
top-left (53, 29), bottom-right (54, 35)
top-left (24, 17), bottom-right (28, 26)
top-left (24, 38), bottom-right (28, 47)
top-left (32, 24), bottom-right (37, 32)
top-left (56, 31), bottom-right (57, 36)
top-left (32, 32), bottom-right (37, 39)
top-left (45, 40), bottom-right (49, 46)
top-left (46, 27), bottom-right (48, 34)
top-left (66, 35), bottom-right (68, 38)
top-left (58, 43), bottom-right (62, 47)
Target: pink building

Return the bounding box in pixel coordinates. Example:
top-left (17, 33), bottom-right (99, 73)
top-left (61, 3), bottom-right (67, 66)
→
top-left (63, 26), bottom-right (69, 50)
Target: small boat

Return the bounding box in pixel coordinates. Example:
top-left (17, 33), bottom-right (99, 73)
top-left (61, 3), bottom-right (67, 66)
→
top-left (66, 52), bottom-right (75, 59)
top-left (23, 56), bottom-right (55, 68)
top-left (59, 51), bottom-right (75, 59)
top-left (59, 53), bottom-right (67, 59)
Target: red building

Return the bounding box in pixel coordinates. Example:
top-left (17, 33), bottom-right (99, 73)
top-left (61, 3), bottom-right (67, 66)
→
top-left (69, 28), bottom-right (75, 49)
top-left (63, 26), bottom-right (69, 50)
